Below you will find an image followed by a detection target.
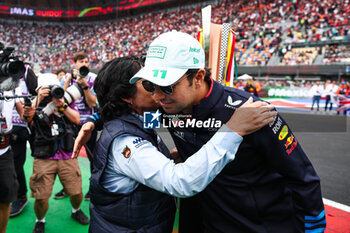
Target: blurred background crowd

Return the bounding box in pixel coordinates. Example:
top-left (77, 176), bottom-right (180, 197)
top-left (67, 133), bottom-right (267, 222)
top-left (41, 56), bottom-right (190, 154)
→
top-left (0, 0), bottom-right (349, 72)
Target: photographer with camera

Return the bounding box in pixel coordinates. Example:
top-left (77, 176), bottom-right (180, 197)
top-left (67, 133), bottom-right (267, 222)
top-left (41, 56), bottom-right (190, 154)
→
top-left (0, 42), bottom-right (33, 233)
top-left (9, 63), bottom-right (38, 218)
top-left (29, 74), bottom-right (89, 233)
top-left (56, 52), bottom-right (97, 200)
top-left (0, 88), bottom-right (32, 233)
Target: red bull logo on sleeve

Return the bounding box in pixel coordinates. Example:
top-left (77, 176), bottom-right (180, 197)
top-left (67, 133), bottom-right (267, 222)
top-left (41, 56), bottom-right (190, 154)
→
top-left (279, 125), bottom-right (288, 140)
top-left (286, 139), bottom-right (298, 155)
top-left (284, 135), bottom-right (294, 148)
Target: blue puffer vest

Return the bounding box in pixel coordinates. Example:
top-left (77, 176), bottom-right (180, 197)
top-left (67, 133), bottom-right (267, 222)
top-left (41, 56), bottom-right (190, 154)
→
top-left (89, 114), bottom-right (176, 233)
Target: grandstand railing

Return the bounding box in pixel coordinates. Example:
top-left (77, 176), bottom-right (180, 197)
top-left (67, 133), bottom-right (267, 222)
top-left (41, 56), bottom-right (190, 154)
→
top-left (238, 64), bottom-right (350, 78)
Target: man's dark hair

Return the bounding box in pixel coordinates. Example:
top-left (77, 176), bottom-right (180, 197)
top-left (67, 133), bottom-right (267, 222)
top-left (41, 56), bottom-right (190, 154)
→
top-left (56, 68), bottom-right (66, 75)
top-left (185, 68), bottom-right (212, 86)
top-left (73, 52), bottom-right (89, 62)
top-left (94, 56), bottom-right (143, 122)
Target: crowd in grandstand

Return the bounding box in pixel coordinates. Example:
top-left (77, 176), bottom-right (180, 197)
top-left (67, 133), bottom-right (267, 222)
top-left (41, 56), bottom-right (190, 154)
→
top-left (0, 0), bottom-right (349, 72)
top-left (323, 44), bottom-right (350, 64)
top-left (289, 0), bottom-right (349, 43)
top-left (281, 47), bottom-right (320, 65)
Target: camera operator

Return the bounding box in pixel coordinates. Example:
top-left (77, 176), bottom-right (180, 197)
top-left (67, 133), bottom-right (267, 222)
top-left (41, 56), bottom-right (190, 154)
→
top-left (0, 42), bottom-right (32, 233)
top-left (9, 63), bottom-right (37, 218)
top-left (0, 86), bottom-right (32, 233)
top-left (29, 74), bottom-right (89, 233)
top-left (57, 52), bottom-right (97, 200)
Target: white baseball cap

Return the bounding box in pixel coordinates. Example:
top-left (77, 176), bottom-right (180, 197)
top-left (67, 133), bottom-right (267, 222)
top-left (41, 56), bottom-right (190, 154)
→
top-left (130, 31), bottom-right (205, 86)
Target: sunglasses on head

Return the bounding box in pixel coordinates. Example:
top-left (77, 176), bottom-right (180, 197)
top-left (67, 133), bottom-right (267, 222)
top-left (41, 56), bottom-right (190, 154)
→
top-left (141, 80), bottom-right (175, 95)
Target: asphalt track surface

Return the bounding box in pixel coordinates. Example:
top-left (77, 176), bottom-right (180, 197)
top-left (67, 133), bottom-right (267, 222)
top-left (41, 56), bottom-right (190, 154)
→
top-left (157, 109), bottom-right (350, 207)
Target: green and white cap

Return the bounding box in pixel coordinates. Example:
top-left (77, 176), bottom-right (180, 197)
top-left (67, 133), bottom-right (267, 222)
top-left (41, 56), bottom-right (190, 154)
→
top-left (130, 30), bottom-right (205, 86)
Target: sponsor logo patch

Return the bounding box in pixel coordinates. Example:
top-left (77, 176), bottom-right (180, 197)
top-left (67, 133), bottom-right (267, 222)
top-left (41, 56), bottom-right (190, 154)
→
top-left (147, 46), bottom-right (167, 59)
top-left (224, 96), bottom-right (242, 109)
top-left (189, 47), bottom-right (201, 53)
top-left (122, 146), bottom-right (131, 158)
top-left (284, 135), bottom-right (294, 148)
top-left (270, 116), bottom-right (282, 134)
top-left (278, 125), bottom-right (288, 140)
top-left (286, 139), bottom-right (298, 155)
top-left (133, 137), bottom-right (148, 148)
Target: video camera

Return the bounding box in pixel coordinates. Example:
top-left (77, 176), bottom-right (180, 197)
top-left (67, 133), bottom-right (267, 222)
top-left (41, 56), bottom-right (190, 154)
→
top-left (0, 42), bottom-right (25, 91)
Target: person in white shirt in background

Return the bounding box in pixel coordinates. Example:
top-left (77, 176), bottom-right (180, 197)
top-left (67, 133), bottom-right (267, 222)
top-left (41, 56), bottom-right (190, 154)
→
top-left (310, 81), bottom-right (324, 111)
top-left (324, 80), bottom-right (339, 112)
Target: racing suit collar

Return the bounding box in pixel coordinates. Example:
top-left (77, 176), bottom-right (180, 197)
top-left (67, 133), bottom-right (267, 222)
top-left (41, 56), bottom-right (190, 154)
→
top-left (192, 80), bottom-right (224, 119)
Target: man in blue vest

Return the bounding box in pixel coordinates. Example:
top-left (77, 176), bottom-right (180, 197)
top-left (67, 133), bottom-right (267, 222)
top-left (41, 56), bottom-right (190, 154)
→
top-left (128, 31), bottom-right (326, 233)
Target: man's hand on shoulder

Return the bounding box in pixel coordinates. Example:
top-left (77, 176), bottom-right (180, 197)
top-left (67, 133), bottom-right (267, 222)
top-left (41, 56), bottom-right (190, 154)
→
top-left (226, 97), bottom-right (277, 136)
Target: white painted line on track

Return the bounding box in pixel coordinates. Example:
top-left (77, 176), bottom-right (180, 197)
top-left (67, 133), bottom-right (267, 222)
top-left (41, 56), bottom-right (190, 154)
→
top-left (323, 198), bottom-right (350, 213)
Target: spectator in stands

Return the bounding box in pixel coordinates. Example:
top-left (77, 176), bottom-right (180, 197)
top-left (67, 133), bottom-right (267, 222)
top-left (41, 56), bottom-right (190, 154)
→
top-left (323, 45), bottom-right (350, 64)
top-left (337, 81), bottom-right (350, 96)
top-left (55, 52), bottom-right (97, 201)
top-left (0, 0), bottom-right (348, 70)
top-left (0, 0), bottom-right (296, 71)
top-left (310, 81), bottom-right (324, 111)
top-left (236, 79), bottom-right (245, 90)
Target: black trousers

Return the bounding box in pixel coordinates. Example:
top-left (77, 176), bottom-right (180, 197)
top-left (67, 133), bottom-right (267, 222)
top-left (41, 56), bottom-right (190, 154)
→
top-left (325, 95), bottom-right (333, 111)
top-left (10, 126), bottom-right (30, 198)
top-left (179, 197), bottom-right (204, 233)
top-left (0, 149), bottom-right (19, 203)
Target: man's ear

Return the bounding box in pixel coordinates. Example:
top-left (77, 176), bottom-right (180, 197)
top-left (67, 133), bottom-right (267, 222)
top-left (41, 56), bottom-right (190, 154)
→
top-left (194, 69), bottom-right (206, 87)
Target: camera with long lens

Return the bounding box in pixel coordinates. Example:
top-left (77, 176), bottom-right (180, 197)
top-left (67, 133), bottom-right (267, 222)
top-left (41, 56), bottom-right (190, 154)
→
top-left (42, 84), bottom-right (84, 116)
top-left (48, 85), bottom-right (65, 99)
top-left (0, 42), bottom-right (25, 91)
top-left (64, 84), bottom-right (84, 104)
top-left (79, 66), bottom-right (89, 77)
top-left (72, 66), bottom-right (89, 79)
